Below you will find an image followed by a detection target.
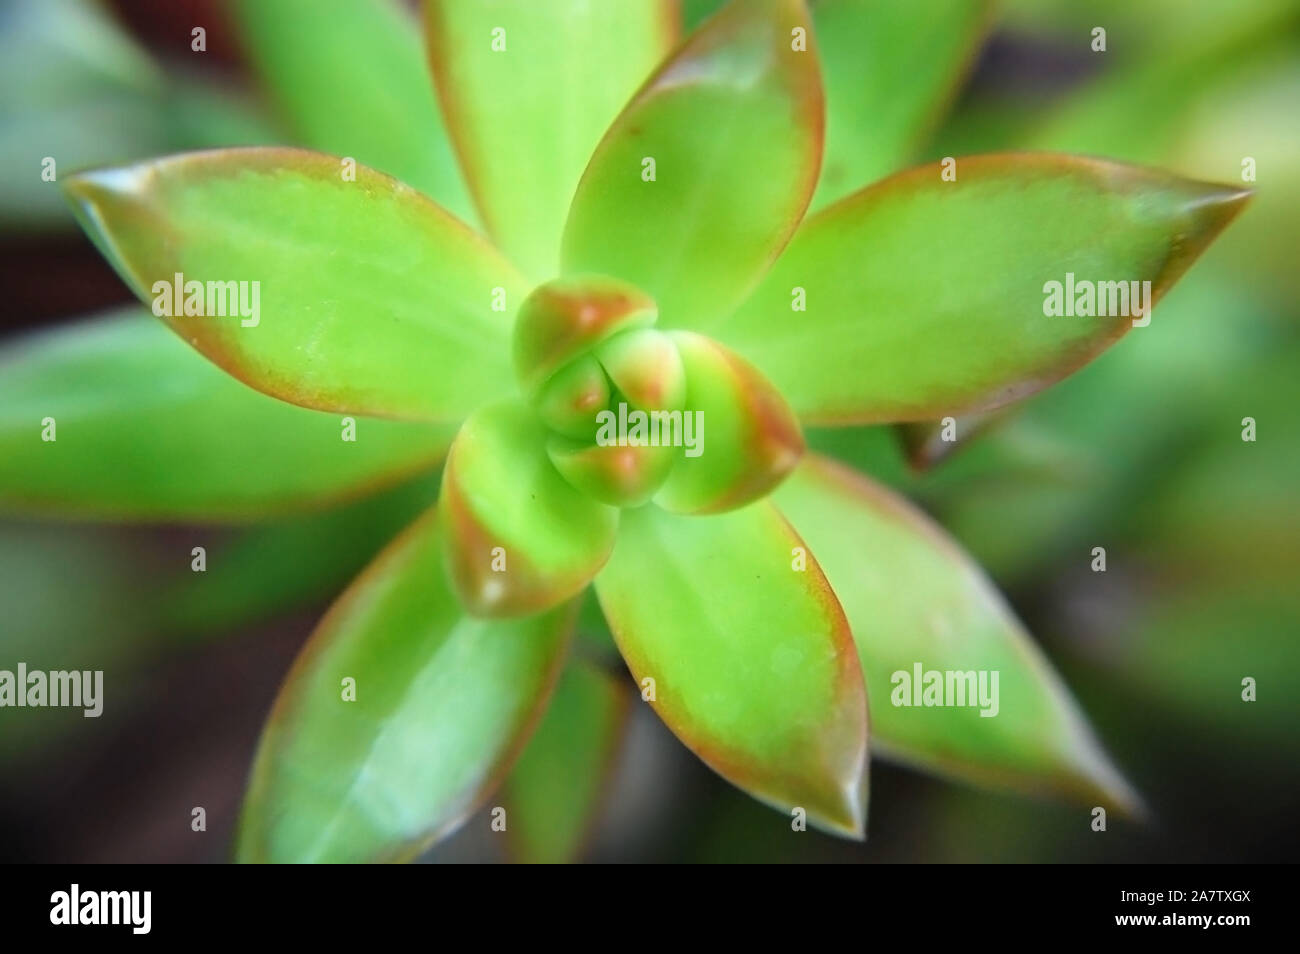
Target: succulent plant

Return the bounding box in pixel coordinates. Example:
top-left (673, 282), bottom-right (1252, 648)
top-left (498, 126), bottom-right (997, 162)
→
top-left (4, 0), bottom-right (1249, 862)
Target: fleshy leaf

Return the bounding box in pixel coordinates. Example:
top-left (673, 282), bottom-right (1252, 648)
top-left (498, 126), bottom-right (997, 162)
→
top-left (504, 660), bottom-right (631, 863)
top-left (562, 0), bottom-right (823, 330)
top-left (424, 0), bottom-right (679, 278)
top-left (237, 509), bottom-right (574, 863)
top-left (233, 0), bottom-right (475, 224)
top-left (653, 331), bottom-right (804, 515)
top-left (512, 274), bottom-right (657, 399)
top-left (595, 327), bottom-right (686, 413)
top-left (715, 153), bottom-right (1251, 424)
top-left (0, 310), bottom-right (450, 522)
top-left (535, 355), bottom-right (611, 440)
top-left (595, 502), bottom-right (867, 836)
top-left (810, 0), bottom-right (991, 210)
top-left (440, 402), bottom-right (619, 617)
top-left (548, 435), bottom-right (677, 508)
top-left (775, 454), bottom-right (1141, 812)
top-left (63, 148), bottom-right (527, 422)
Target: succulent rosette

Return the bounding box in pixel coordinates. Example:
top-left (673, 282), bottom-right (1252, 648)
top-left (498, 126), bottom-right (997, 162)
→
top-left (2, 0), bottom-right (1248, 862)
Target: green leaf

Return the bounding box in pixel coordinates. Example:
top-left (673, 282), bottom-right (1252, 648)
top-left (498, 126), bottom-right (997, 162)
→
top-left (595, 501), bottom-right (867, 836)
top-left (237, 509), bottom-right (574, 862)
top-left (715, 153), bottom-right (1250, 424)
top-left (653, 331), bottom-right (804, 514)
top-left (775, 454), bottom-right (1141, 812)
top-left (562, 0), bottom-right (823, 331)
top-left (440, 402), bottom-right (619, 617)
top-left (810, 0), bottom-right (991, 210)
top-left (911, 270), bottom-right (1275, 582)
top-left (682, 0), bottom-right (726, 32)
top-left (1025, 31), bottom-right (1300, 304)
top-left (595, 327), bottom-right (686, 414)
top-left (232, 0), bottom-right (475, 224)
top-left (424, 0), bottom-right (678, 278)
top-left (504, 660), bottom-right (631, 863)
top-left (512, 274), bottom-right (657, 399)
top-left (548, 436), bottom-right (678, 509)
top-left (63, 149), bottom-right (527, 422)
top-left (0, 310), bottom-right (450, 522)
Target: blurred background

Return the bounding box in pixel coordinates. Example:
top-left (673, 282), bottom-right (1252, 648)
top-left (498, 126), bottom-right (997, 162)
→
top-left (0, 0), bottom-right (1296, 862)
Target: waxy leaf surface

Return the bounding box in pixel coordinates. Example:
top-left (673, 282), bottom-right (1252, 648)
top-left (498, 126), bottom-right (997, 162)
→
top-left (596, 502), bottom-right (867, 835)
top-left (233, 0), bottom-right (475, 223)
top-left (0, 310), bottom-right (449, 521)
top-left (654, 331), bottom-right (804, 514)
top-left (512, 274), bottom-right (657, 398)
top-left (64, 149), bottom-right (526, 422)
top-left (425, 0), bottom-right (678, 278)
top-left (505, 661), bottom-right (630, 863)
top-left (440, 403), bottom-right (618, 617)
top-left (563, 0), bottom-right (823, 330)
top-left (775, 454), bottom-right (1140, 811)
top-left (238, 510), bottom-right (573, 862)
top-left (715, 154), bottom-right (1250, 424)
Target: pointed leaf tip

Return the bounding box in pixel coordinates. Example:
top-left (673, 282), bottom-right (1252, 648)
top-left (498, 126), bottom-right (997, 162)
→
top-left (776, 454), bottom-right (1141, 813)
top-left (1151, 180), bottom-right (1252, 292)
top-left (63, 148), bottom-right (524, 423)
top-left (716, 154), bottom-right (1253, 426)
top-left (596, 502), bottom-right (868, 837)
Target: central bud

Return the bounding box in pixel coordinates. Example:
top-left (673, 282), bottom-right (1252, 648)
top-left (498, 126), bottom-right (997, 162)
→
top-left (513, 275), bottom-right (689, 507)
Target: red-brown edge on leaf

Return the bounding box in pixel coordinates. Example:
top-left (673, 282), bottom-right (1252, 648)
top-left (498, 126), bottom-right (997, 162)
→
top-left (560, 0), bottom-right (825, 292)
top-left (238, 505), bottom-right (579, 861)
top-left (424, 0), bottom-right (683, 274)
top-left (65, 146), bottom-right (525, 423)
top-left (439, 408), bottom-right (618, 617)
top-left (665, 332), bottom-right (805, 515)
top-left (792, 452), bottom-right (1144, 817)
top-left (515, 276), bottom-right (658, 397)
top-left (422, 1), bottom-right (502, 249)
top-left (766, 152), bottom-right (1253, 426)
top-left (596, 499), bottom-right (868, 836)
